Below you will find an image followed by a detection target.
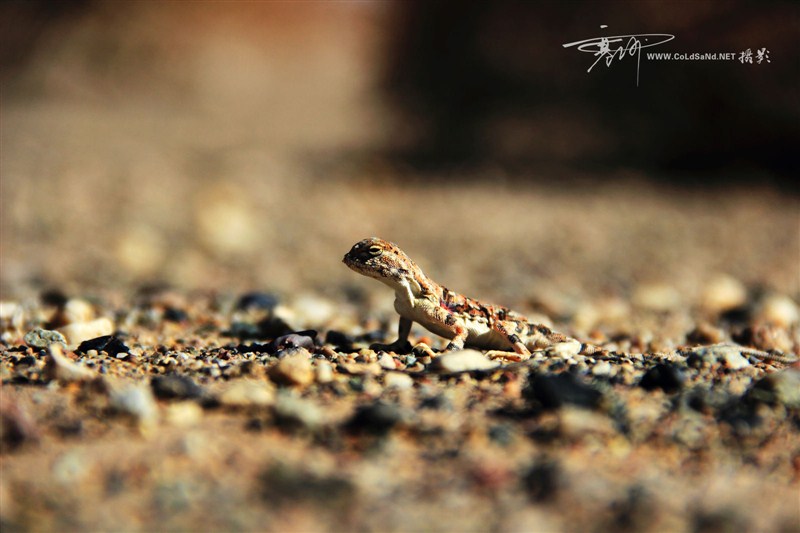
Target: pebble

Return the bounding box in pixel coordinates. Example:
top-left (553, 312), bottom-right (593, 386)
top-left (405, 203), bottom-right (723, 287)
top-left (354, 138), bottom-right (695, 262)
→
top-left (165, 401), bottom-right (203, 427)
top-left (151, 374), bottom-right (206, 400)
top-left (378, 353), bottom-right (397, 370)
top-left (384, 371), bottom-right (414, 390)
top-left (338, 361), bottom-right (382, 375)
top-left (290, 294), bottom-right (336, 328)
top-left (558, 406), bottom-right (617, 439)
top-left (746, 368), bottom-right (800, 408)
top-left (756, 294), bottom-right (798, 327)
top-left (58, 318), bottom-right (115, 347)
top-left (108, 382), bottom-right (159, 431)
top-left (429, 350), bottom-right (500, 373)
top-left (62, 299), bottom-right (95, 324)
top-left (632, 283), bottom-right (682, 312)
top-left (218, 380), bottom-right (276, 408)
top-left (700, 275), bottom-right (747, 313)
top-left (687, 345), bottom-right (750, 369)
top-left (76, 335), bottom-right (130, 356)
top-left (268, 350), bottom-right (314, 387)
top-left (0, 400), bottom-right (40, 451)
top-left (236, 292), bottom-right (279, 312)
top-left (274, 392), bottom-right (323, 430)
top-left (314, 360), bottom-right (334, 384)
top-left (639, 363), bottom-right (685, 393)
top-left (24, 328), bottom-right (67, 349)
top-left (592, 360), bottom-right (613, 377)
top-left (525, 372), bottom-right (604, 410)
top-left (345, 400), bottom-right (403, 435)
top-left (45, 344), bottom-right (97, 383)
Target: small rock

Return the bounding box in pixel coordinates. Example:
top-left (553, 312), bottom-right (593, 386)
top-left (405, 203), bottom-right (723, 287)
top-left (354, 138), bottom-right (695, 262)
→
top-left (632, 283), bottom-right (681, 312)
top-left (525, 372), bottom-right (604, 410)
top-left (345, 401), bottom-right (403, 435)
top-left (558, 406), bottom-right (617, 438)
top-left (314, 361), bottom-right (334, 384)
top-left (429, 350), bottom-right (500, 373)
top-left (45, 344), bottom-right (96, 383)
top-left (23, 329), bottom-right (67, 349)
top-left (108, 382), bottom-right (159, 431)
top-left (378, 353), bottom-right (397, 370)
top-left (384, 372), bottom-right (413, 390)
top-left (338, 361), bottom-right (382, 375)
top-left (62, 299), bottom-right (95, 324)
top-left (757, 294), bottom-right (799, 327)
top-left (325, 330), bottom-right (355, 351)
top-left (745, 368), bottom-right (800, 408)
top-left (291, 295), bottom-right (336, 328)
top-left (219, 380), bottom-right (276, 408)
top-left (76, 335), bottom-right (130, 356)
top-left (701, 275), bottom-right (747, 313)
top-left (274, 392), bottom-right (323, 430)
top-left (268, 350), bottom-right (314, 387)
top-left (256, 315), bottom-right (293, 339)
top-left (0, 399), bottom-right (40, 451)
top-left (236, 292), bottom-right (279, 311)
top-left (165, 402), bottom-right (203, 427)
top-left (162, 307), bottom-right (188, 323)
top-left (522, 459), bottom-right (563, 502)
top-left (58, 318), bottom-right (115, 347)
top-left (592, 361), bottom-right (613, 377)
top-left (639, 363), bottom-right (685, 393)
top-left (687, 345), bottom-right (750, 369)
top-left (686, 322), bottom-right (726, 344)
top-left (151, 374), bottom-right (206, 400)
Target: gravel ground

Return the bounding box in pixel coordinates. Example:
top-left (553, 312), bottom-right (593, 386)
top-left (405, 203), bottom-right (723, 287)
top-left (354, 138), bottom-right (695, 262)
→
top-left (2, 204), bottom-right (799, 531)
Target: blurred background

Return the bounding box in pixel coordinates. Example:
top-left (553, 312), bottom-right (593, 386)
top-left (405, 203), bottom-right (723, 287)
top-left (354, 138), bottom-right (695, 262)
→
top-left (2, 1), bottom-right (798, 304)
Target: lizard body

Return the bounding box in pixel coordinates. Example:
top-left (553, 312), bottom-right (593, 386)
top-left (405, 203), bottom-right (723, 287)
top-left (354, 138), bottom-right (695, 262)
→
top-left (343, 238), bottom-right (800, 364)
top-left (343, 237), bottom-right (586, 356)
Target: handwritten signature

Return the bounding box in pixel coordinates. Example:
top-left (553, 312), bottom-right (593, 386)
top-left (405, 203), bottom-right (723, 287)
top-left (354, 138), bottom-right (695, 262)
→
top-left (563, 29), bottom-right (675, 86)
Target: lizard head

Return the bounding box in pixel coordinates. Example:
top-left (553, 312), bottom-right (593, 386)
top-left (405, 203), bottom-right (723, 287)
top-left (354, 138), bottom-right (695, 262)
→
top-left (343, 237), bottom-right (426, 292)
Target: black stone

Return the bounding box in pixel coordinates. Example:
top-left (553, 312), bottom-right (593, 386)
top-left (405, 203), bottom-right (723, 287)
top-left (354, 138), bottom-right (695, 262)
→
top-left (40, 289), bottom-right (68, 307)
top-left (522, 459), bottom-right (563, 502)
top-left (257, 316), bottom-right (293, 339)
top-left (15, 355), bottom-right (37, 368)
top-left (76, 335), bottom-right (130, 356)
top-left (326, 330), bottom-right (355, 350)
top-left (345, 401), bottom-right (403, 435)
top-left (226, 322), bottom-right (262, 340)
top-left (236, 292), bottom-right (279, 311)
top-left (151, 374), bottom-right (205, 400)
top-left (639, 363), bottom-right (685, 393)
top-left (487, 423), bottom-right (514, 447)
top-left (163, 307), bottom-right (188, 322)
top-left (525, 372), bottom-right (604, 409)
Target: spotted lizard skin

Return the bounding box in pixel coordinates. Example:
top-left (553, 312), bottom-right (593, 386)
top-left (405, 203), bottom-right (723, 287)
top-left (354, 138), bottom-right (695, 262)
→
top-left (343, 237), bottom-right (593, 356)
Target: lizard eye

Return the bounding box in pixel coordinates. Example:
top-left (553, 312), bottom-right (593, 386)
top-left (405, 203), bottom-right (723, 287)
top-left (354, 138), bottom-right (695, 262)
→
top-left (368, 245), bottom-right (383, 257)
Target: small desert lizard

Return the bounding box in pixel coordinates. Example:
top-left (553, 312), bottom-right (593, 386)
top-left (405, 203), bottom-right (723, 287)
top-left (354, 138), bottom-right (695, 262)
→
top-left (344, 237), bottom-right (593, 357)
top-left (343, 237), bottom-right (800, 364)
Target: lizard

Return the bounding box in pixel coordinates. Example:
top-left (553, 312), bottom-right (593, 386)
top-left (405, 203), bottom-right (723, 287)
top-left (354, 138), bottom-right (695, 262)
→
top-left (343, 237), bottom-right (595, 357)
top-left (343, 237), bottom-right (800, 364)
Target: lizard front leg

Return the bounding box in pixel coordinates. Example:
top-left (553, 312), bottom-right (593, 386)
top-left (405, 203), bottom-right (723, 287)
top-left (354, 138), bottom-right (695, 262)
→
top-left (370, 316), bottom-right (414, 354)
